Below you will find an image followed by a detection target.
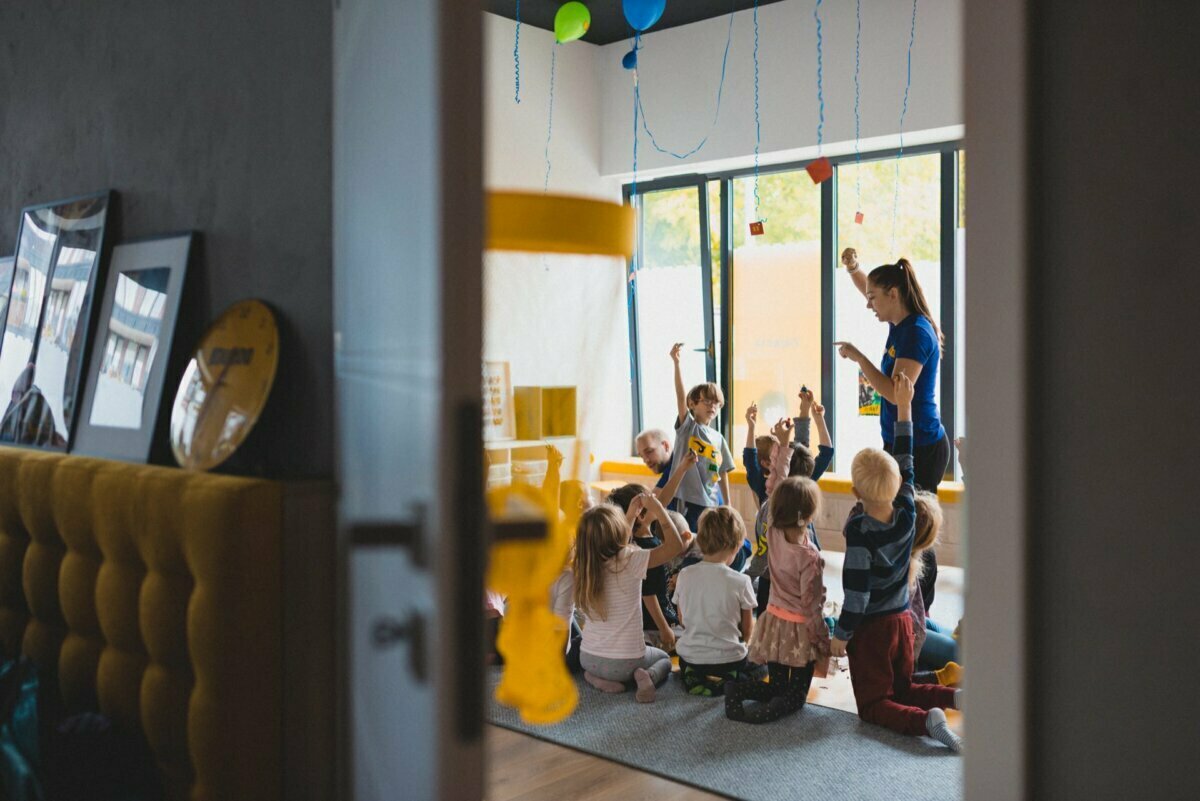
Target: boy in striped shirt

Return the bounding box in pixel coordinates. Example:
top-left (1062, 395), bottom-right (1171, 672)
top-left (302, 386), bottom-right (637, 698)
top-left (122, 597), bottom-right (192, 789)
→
top-left (830, 373), bottom-right (962, 753)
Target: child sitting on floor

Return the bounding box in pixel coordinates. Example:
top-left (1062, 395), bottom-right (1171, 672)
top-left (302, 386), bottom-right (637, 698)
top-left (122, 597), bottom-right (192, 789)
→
top-left (574, 494), bottom-right (685, 702)
top-left (672, 507), bottom-right (763, 696)
top-left (907, 491), bottom-right (962, 685)
top-left (830, 373), bottom-right (963, 752)
top-left (725, 418), bottom-right (831, 724)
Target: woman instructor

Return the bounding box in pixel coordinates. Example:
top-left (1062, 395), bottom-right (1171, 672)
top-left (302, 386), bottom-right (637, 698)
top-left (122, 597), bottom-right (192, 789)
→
top-left (835, 247), bottom-right (949, 605)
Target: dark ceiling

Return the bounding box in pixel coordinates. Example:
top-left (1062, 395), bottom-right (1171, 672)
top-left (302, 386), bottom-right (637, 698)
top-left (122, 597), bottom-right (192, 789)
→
top-left (484, 1), bottom-right (786, 46)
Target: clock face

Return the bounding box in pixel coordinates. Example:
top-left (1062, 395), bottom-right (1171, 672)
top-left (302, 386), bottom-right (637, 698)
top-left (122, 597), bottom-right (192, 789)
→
top-left (169, 299), bottom-right (279, 471)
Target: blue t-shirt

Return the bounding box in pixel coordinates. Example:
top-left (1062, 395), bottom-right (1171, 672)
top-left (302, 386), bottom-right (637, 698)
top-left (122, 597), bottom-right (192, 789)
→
top-left (879, 314), bottom-right (945, 446)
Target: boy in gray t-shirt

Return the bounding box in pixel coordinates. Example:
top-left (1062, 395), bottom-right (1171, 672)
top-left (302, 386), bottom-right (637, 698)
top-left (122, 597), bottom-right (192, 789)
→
top-left (670, 387), bottom-right (734, 531)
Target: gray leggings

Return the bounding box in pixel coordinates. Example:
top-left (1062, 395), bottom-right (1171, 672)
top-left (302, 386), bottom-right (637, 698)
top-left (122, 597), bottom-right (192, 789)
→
top-left (580, 647), bottom-right (672, 686)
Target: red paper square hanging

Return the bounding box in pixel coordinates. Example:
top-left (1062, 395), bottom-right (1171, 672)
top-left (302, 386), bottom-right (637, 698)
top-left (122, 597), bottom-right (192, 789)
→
top-left (806, 156), bottom-right (833, 184)
top-left (854, 211), bottom-right (864, 224)
top-left (749, 221), bottom-right (765, 236)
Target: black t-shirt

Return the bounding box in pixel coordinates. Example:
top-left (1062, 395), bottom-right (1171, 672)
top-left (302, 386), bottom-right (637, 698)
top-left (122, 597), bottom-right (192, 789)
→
top-left (633, 535), bottom-right (677, 630)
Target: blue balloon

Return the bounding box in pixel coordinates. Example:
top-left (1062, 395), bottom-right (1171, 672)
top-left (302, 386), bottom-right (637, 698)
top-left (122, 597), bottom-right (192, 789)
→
top-left (622, 48), bottom-right (638, 70)
top-left (623, 0), bottom-right (666, 32)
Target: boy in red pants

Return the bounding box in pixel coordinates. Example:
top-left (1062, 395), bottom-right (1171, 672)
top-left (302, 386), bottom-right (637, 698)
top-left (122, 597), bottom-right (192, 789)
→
top-left (830, 373), bottom-right (963, 753)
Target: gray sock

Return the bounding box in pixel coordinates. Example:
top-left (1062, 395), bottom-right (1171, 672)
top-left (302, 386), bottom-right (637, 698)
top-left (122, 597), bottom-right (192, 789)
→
top-left (954, 688), bottom-right (963, 710)
top-left (926, 708), bottom-right (963, 754)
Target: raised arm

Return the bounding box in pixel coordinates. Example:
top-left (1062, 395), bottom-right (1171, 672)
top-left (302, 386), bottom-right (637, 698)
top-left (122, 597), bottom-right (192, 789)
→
top-left (645, 495), bottom-right (685, 569)
top-left (893, 373), bottom-right (916, 503)
top-left (655, 449), bottom-right (697, 506)
top-left (744, 402), bottom-right (758, 449)
top-left (793, 386), bottom-right (814, 448)
top-left (811, 401), bottom-right (832, 448)
top-left (671, 342), bottom-right (687, 425)
top-left (842, 247), bottom-right (869, 298)
top-left (810, 400), bottom-right (834, 481)
top-left (765, 417), bottom-right (794, 497)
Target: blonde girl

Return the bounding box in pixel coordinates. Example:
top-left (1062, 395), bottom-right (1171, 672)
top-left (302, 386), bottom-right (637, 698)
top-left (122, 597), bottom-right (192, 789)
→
top-left (726, 418), bottom-right (831, 724)
top-left (573, 494), bottom-right (684, 702)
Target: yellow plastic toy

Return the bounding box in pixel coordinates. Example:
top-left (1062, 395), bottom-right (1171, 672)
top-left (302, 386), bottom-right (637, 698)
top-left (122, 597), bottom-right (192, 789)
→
top-left (485, 191), bottom-right (633, 725)
top-left (486, 449), bottom-right (579, 724)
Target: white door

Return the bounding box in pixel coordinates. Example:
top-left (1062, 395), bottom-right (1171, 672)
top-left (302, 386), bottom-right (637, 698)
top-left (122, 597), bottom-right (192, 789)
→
top-left (334, 1), bottom-right (484, 799)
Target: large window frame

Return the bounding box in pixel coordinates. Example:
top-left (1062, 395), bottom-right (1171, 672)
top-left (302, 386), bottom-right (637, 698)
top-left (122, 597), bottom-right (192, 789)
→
top-left (625, 141), bottom-right (963, 478)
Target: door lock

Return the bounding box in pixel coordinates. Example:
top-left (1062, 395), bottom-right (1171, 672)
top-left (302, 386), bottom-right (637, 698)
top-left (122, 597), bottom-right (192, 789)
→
top-left (371, 611), bottom-right (427, 683)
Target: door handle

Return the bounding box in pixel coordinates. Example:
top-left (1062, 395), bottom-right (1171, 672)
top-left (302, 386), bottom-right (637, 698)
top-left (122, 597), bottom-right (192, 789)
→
top-left (350, 506), bottom-right (426, 568)
top-left (372, 611), bottom-right (427, 683)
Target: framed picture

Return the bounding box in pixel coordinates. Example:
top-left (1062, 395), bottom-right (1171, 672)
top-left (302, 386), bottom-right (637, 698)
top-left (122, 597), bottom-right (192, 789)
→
top-left (0, 191), bottom-right (112, 450)
top-left (74, 233), bottom-right (193, 463)
top-left (0, 257), bottom-right (14, 328)
top-left (482, 360), bottom-right (514, 441)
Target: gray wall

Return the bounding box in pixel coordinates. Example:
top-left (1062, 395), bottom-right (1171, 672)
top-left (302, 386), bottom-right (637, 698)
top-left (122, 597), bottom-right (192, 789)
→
top-left (1029, 2), bottom-right (1200, 797)
top-left (0, 0), bottom-right (333, 478)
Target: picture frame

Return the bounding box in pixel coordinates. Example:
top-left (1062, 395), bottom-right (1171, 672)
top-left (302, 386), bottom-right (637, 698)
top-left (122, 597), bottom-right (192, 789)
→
top-left (482, 360), bottom-right (515, 441)
top-left (74, 233), bottom-right (193, 463)
top-left (0, 191), bottom-right (113, 451)
top-left (0, 257), bottom-right (13, 330)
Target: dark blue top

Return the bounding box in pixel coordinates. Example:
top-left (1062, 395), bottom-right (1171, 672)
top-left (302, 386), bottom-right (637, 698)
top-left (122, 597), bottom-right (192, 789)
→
top-left (834, 420), bottom-right (916, 641)
top-left (880, 314), bottom-right (945, 446)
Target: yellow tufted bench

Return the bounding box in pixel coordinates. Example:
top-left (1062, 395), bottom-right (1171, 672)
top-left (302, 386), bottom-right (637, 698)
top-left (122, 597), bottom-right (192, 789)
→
top-left (0, 446), bottom-right (287, 801)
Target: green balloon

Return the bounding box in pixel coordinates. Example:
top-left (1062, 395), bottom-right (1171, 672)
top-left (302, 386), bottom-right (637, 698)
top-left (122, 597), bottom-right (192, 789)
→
top-left (554, 2), bottom-right (591, 44)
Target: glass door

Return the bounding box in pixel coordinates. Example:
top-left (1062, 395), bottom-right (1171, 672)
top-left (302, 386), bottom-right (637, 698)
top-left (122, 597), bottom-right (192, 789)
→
top-left (630, 182), bottom-right (718, 437)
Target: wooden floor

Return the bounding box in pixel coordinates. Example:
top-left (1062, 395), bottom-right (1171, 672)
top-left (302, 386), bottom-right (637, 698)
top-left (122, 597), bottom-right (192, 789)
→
top-left (486, 723), bottom-right (727, 801)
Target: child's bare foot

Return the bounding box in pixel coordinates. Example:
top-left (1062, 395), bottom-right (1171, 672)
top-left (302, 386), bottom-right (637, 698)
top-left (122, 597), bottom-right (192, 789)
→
top-left (584, 672), bottom-right (625, 693)
top-left (633, 668), bottom-right (656, 703)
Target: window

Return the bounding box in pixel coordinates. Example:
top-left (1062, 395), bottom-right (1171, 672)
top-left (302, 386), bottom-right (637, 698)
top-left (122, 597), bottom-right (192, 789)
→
top-left (729, 170), bottom-right (822, 453)
top-left (627, 143), bottom-right (964, 479)
top-left (631, 185), bottom-right (712, 438)
top-left (835, 152), bottom-right (942, 466)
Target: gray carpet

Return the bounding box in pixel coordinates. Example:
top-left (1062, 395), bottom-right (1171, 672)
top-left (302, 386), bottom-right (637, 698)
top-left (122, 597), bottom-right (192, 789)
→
top-left (487, 670), bottom-right (961, 801)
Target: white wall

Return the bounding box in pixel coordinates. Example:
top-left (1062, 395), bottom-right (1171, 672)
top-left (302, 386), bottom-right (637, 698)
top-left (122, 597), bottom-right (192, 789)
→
top-left (483, 14), bottom-right (631, 467)
top-left (599, 0), bottom-right (963, 178)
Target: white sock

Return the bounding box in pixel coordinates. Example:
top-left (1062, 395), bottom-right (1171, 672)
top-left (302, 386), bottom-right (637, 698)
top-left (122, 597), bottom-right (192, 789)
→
top-left (926, 708), bottom-right (963, 754)
top-left (954, 689), bottom-right (963, 710)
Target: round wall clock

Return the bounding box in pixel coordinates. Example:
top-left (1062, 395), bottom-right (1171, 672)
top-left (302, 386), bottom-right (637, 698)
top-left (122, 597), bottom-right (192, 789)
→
top-left (169, 299), bottom-right (279, 471)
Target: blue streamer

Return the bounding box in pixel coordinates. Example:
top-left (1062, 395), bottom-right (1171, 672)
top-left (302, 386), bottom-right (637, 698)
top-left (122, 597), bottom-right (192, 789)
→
top-left (892, 0), bottom-right (918, 252)
top-left (544, 45), bottom-right (557, 193)
top-left (514, 0), bottom-right (521, 104)
top-left (634, 5), bottom-right (736, 161)
top-left (753, 0), bottom-right (762, 217)
top-left (632, 33), bottom-right (641, 198)
top-left (854, 0), bottom-right (862, 209)
top-left (814, 0), bottom-right (824, 152)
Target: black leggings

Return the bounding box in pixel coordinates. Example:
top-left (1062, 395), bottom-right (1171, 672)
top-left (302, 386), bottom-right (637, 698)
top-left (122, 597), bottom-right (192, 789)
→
top-left (724, 662), bottom-right (815, 724)
top-left (884, 433), bottom-right (949, 610)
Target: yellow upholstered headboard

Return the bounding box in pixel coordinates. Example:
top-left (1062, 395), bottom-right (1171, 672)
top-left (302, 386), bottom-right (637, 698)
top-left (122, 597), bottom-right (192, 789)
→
top-left (0, 446), bottom-right (283, 801)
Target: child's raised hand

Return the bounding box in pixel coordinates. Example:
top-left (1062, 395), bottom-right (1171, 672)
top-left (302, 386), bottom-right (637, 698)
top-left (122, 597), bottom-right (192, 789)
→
top-left (681, 449), bottom-right (700, 469)
top-left (811, 400), bottom-right (825, 418)
top-left (745, 402), bottom-right (758, 427)
top-left (840, 247), bottom-right (858, 270)
top-left (771, 416), bottom-right (793, 441)
top-left (894, 371), bottom-right (915, 406)
top-left (798, 385), bottom-right (814, 414)
top-left (669, 342), bottom-right (684, 364)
